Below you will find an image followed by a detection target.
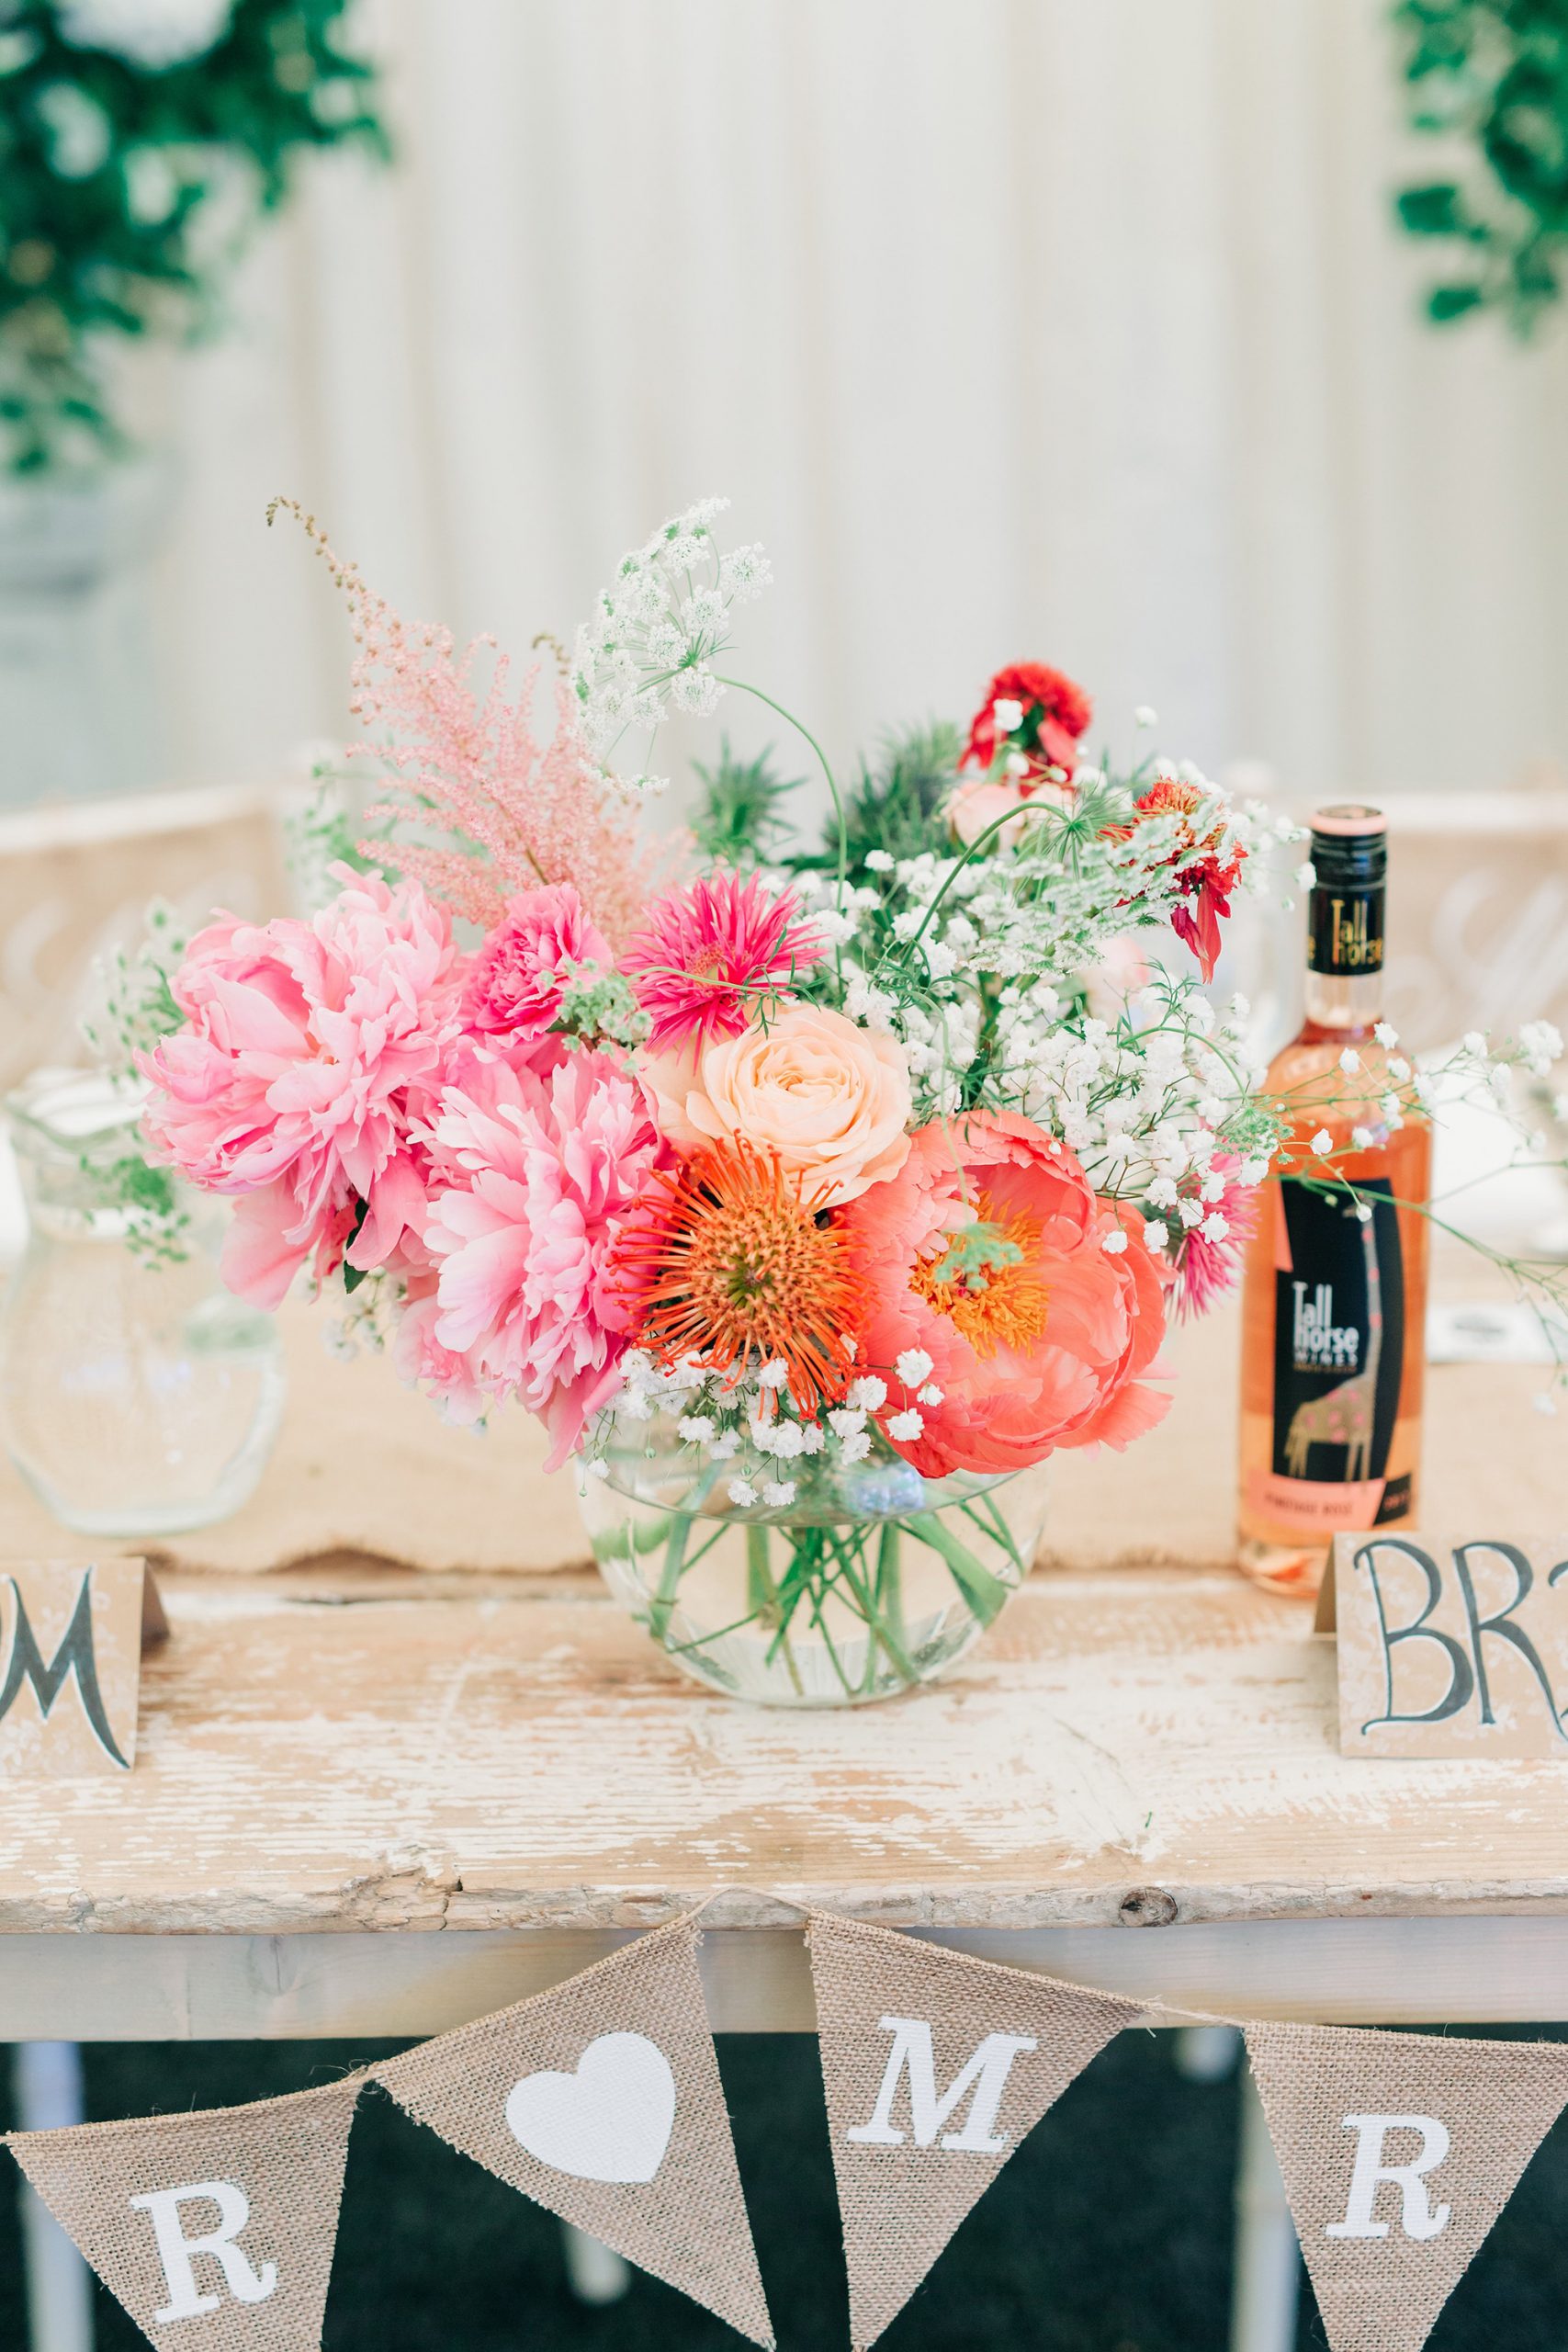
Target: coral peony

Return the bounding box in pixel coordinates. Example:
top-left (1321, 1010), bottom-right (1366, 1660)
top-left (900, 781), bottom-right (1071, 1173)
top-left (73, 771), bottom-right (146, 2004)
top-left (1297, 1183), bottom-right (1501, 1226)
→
top-left (620, 869), bottom-right (824, 1052)
top-left (640, 1001), bottom-right (911, 1207)
top-left (421, 1048), bottom-right (668, 1469)
top-left (462, 882), bottom-right (611, 1046)
top-left (962, 662), bottom-right (1092, 785)
top-left (836, 1111), bottom-right (1169, 1477)
top-left (140, 870), bottom-right (461, 1309)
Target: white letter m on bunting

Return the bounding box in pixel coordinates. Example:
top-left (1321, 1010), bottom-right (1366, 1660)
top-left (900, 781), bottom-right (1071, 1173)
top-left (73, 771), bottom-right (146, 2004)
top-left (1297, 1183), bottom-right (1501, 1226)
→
top-left (845, 2017), bottom-right (1038, 2154)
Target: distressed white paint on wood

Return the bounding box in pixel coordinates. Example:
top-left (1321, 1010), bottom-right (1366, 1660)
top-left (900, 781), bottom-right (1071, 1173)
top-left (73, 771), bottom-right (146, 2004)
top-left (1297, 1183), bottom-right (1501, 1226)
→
top-left (3, 1564), bottom-right (1568, 1941)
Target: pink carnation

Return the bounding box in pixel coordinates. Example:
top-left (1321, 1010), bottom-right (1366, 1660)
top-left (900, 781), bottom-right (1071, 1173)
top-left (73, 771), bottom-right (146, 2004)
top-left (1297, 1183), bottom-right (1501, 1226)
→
top-left (420, 1049), bottom-right (669, 1468)
top-left (1170, 1158), bottom-right (1258, 1319)
top-left (461, 883), bottom-right (612, 1047)
top-left (619, 870), bottom-right (824, 1052)
top-left (140, 869), bottom-right (461, 1309)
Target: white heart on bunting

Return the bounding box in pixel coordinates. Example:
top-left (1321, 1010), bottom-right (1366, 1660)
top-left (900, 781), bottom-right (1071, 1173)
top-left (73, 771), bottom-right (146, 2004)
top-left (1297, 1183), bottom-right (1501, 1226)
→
top-left (371, 1915), bottom-right (773, 2345)
top-left (503, 2033), bottom-right (677, 2184)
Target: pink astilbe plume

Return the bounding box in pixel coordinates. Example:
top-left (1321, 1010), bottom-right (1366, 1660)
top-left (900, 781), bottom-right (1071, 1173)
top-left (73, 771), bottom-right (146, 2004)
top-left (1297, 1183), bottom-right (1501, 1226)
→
top-left (620, 869), bottom-right (825, 1050)
top-left (268, 499), bottom-right (681, 947)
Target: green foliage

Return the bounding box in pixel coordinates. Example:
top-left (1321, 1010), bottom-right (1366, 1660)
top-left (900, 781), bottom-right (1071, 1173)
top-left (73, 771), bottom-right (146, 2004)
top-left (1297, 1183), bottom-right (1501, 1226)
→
top-left (285, 770), bottom-right (384, 908)
top-left (0, 0), bottom-right (388, 473)
top-left (1392, 0), bottom-right (1568, 329)
top-left (828, 718), bottom-right (963, 872)
top-left (688, 736), bottom-right (802, 867)
top-left (79, 897), bottom-right (192, 1261)
top-left (80, 894), bottom-right (187, 1069)
top-left (84, 1148), bottom-right (191, 1264)
top-left (551, 960), bottom-right (650, 1051)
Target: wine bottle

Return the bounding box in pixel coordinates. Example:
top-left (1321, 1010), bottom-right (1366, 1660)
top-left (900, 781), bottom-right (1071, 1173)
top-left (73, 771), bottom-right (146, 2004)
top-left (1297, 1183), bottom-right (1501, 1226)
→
top-left (1236, 806), bottom-right (1430, 1597)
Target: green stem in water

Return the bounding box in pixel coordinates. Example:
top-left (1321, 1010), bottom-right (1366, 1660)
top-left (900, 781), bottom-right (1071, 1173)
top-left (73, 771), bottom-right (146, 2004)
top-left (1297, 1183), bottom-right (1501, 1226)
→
top-left (876, 1520), bottom-right (907, 1657)
top-left (821, 1523), bottom-right (920, 1687)
top-left (904, 1510), bottom-right (1014, 1626)
top-left (746, 1523), bottom-right (804, 1697)
top-left (648, 1512), bottom-right (695, 1645)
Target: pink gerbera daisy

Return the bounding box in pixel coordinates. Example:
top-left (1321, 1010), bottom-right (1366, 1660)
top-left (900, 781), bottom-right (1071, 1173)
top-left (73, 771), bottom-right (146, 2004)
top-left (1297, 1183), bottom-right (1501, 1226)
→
top-left (619, 870), bottom-right (824, 1051)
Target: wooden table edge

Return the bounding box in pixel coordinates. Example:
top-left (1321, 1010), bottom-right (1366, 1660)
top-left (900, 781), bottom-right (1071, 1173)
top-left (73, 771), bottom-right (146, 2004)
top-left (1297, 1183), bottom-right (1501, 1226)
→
top-left (0, 1913), bottom-right (1563, 2039)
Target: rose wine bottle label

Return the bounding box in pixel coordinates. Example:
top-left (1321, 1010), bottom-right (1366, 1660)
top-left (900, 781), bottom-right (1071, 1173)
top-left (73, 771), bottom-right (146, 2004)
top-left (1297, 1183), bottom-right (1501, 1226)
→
top-left (1237, 807), bottom-right (1429, 1596)
top-left (1252, 1178), bottom-right (1411, 1533)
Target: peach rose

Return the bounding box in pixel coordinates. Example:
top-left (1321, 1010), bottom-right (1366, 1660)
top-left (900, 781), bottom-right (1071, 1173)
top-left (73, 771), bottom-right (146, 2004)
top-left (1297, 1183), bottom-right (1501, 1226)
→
top-left (640, 1001), bottom-right (911, 1206)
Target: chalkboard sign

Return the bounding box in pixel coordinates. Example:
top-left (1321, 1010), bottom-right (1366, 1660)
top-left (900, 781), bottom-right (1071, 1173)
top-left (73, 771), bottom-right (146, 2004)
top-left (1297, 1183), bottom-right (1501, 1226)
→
top-left (1333, 1532), bottom-right (1568, 1758)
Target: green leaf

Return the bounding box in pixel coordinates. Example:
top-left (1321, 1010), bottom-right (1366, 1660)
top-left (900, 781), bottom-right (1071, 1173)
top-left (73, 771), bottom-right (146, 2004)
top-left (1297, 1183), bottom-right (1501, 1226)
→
top-left (1396, 181), bottom-right (1465, 235)
top-left (689, 737), bottom-right (803, 866)
top-left (1427, 281), bottom-right (1486, 319)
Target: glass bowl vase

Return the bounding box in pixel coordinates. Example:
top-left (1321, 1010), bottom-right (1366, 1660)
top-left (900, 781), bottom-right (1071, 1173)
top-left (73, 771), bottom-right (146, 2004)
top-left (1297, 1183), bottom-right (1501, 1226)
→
top-left (576, 1402), bottom-right (1050, 1706)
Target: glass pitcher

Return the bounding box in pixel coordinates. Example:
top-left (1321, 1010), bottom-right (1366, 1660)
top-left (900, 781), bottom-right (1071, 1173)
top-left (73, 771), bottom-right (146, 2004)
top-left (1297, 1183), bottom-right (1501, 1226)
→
top-left (0, 1069), bottom-right (286, 1536)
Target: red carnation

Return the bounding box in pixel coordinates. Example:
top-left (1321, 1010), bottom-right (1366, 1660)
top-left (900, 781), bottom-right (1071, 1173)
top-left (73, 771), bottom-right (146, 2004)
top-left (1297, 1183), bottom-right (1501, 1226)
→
top-left (963, 662), bottom-right (1093, 784)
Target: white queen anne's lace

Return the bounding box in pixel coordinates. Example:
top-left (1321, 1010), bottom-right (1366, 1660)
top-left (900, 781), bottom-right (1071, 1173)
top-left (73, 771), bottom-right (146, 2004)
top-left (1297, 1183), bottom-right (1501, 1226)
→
top-left (570, 498), bottom-right (772, 792)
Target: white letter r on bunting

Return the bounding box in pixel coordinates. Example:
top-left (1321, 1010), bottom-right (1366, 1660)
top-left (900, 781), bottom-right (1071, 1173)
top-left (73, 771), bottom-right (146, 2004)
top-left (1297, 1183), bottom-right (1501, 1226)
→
top-left (130, 2179), bottom-right (279, 2323)
top-left (1325, 2113), bottom-right (1452, 2242)
top-left (845, 2016), bottom-right (1038, 2154)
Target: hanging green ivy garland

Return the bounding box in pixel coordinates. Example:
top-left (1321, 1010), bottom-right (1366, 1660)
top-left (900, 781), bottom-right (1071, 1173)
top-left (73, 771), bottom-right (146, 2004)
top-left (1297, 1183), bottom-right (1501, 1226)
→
top-left (0, 0), bottom-right (388, 476)
top-left (1394, 0), bottom-right (1568, 328)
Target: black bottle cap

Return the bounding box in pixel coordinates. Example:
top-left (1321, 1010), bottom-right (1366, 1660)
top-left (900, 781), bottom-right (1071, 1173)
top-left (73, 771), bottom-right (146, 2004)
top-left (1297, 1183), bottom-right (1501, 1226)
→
top-left (1309, 804), bottom-right (1386, 891)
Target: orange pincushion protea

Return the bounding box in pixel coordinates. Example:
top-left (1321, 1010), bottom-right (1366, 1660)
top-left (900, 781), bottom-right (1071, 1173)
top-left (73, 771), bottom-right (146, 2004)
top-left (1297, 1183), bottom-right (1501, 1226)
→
top-left (616, 1140), bottom-right (865, 1410)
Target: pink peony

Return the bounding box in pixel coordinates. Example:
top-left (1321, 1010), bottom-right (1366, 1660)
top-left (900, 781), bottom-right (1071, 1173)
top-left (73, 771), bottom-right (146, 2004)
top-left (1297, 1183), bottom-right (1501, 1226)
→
top-left (140, 869), bottom-right (461, 1309)
top-left (420, 1048), bottom-right (669, 1468)
top-left (835, 1110), bottom-right (1170, 1477)
top-left (461, 883), bottom-right (612, 1047)
top-left (392, 1280), bottom-right (491, 1426)
top-left (620, 869), bottom-right (824, 1051)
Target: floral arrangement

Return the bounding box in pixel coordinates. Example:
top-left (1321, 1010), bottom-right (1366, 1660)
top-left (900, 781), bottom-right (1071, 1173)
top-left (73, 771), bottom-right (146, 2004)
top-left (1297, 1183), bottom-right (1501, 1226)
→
top-left (0, 0), bottom-right (385, 475)
top-left (128, 495), bottom-right (1568, 1693)
top-left (139, 495), bottom-right (1294, 1522)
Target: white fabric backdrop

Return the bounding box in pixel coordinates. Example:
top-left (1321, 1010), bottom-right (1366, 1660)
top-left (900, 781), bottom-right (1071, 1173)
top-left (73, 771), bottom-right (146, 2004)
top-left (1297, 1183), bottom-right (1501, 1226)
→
top-left (141, 0), bottom-right (1568, 805)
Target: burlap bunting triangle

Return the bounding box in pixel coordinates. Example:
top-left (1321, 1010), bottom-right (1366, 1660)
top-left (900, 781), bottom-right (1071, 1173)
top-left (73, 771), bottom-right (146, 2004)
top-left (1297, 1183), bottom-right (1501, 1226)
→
top-left (809, 1912), bottom-right (1142, 2348)
top-left (1247, 2021), bottom-right (1568, 2352)
top-left (371, 1910), bottom-right (773, 2346)
top-left (6, 2074), bottom-right (364, 2351)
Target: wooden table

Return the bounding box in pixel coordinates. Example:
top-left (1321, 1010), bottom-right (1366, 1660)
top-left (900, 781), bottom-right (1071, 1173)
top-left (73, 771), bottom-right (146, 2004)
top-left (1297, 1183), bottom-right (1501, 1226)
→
top-left (3, 1290), bottom-right (1566, 2041)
